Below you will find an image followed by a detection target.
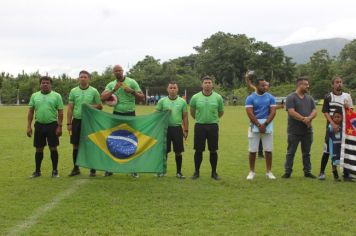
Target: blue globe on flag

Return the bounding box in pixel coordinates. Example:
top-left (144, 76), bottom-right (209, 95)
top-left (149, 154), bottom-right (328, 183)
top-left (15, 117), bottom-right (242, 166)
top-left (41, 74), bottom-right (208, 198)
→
top-left (106, 130), bottom-right (138, 159)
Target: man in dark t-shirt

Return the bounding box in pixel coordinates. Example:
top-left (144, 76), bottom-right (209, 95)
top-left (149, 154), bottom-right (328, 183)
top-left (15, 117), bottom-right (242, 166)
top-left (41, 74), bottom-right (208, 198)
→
top-left (282, 77), bottom-right (317, 179)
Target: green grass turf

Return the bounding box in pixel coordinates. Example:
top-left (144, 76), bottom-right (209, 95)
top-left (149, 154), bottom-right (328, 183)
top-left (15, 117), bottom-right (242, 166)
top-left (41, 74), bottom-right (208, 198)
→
top-left (1, 105), bottom-right (356, 235)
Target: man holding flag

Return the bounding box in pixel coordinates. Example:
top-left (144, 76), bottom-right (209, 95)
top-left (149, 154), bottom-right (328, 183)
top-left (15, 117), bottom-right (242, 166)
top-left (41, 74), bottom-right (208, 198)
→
top-left (156, 81), bottom-right (189, 179)
top-left (101, 64), bottom-right (145, 177)
top-left (318, 76), bottom-right (354, 180)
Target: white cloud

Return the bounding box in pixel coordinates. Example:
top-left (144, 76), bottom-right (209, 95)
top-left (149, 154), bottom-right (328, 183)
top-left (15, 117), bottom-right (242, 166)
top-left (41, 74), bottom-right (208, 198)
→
top-left (1, 0), bottom-right (356, 77)
top-left (277, 18), bottom-right (356, 46)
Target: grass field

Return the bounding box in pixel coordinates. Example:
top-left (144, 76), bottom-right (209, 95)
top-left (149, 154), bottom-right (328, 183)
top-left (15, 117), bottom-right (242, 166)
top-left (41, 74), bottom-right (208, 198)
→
top-left (1, 105), bottom-right (356, 235)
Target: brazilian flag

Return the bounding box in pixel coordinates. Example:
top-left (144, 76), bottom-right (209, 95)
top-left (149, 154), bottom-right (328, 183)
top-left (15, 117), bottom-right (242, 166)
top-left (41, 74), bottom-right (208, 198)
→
top-left (76, 104), bottom-right (170, 173)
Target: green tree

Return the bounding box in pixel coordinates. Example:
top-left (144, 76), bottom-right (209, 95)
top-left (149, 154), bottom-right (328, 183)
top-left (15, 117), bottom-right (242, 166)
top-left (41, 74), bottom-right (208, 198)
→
top-left (339, 40), bottom-right (356, 88)
top-left (194, 32), bottom-right (254, 87)
top-left (308, 49), bottom-right (334, 98)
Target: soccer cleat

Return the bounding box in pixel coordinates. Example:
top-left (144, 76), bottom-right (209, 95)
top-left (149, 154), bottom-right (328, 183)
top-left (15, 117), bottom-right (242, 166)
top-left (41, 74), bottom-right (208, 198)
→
top-left (266, 171), bottom-right (276, 180)
top-left (191, 172), bottom-right (200, 180)
top-left (304, 173), bottom-right (316, 179)
top-left (104, 171), bottom-right (113, 177)
top-left (131, 172), bottom-right (139, 178)
top-left (176, 173), bottom-right (185, 179)
top-left (211, 172), bottom-right (220, 180)
top-left (30, 171), bottom-right (41, 178)
top-left (318, 173), bottom-right (326, 180)
top-left (282, 173), bottom-right (291, 178)
top-left (68, 169), bottom-right (80, 177)
top-left (246, 171), bottom-right (255, 180)
top-left (334, 177), bottom-right (341, 182)
top-left (52, 170), bottom-right (59, 178)
top-left (343, 177), bottom-right (355, 182)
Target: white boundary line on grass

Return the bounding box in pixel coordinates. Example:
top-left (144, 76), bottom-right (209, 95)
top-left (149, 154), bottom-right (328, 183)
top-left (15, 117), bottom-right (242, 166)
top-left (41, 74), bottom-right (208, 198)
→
top-left (7, 179), bottom-right (88, 236)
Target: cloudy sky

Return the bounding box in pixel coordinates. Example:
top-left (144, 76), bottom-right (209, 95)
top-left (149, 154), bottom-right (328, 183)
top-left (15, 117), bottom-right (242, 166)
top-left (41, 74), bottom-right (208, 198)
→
top-left (1, 0), bottom-right (355, 77)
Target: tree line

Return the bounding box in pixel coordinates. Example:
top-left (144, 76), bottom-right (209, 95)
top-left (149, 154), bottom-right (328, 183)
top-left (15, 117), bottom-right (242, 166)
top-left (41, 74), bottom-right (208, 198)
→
top-left (1, 31), bottom-right (356, 104)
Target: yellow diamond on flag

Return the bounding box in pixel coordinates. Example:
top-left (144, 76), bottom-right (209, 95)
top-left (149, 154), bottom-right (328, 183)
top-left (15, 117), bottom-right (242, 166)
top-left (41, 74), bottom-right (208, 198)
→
top-left (88, 123), bottom-right (157, 164)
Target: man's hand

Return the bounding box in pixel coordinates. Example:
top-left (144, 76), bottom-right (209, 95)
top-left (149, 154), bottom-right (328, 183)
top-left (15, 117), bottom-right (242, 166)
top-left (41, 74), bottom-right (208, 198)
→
top-left (26, 127), bottom-right (32, 137)
top-left (67, 124), bottom-right (72, 136)
top-left (302, 117), bottom-right (312, 128)
top-left (331, 123), bottom-right (339, 133)
top-left (258, 124), bottom-right (266, 133)
top-left (183, 130), bottom-right (188, 139)
top-left (113, 81), bottom-right (122, 92)
top-left (56, 126), bottom-right (62, 137)
top-left (123, 85), bottom-right (135, 94)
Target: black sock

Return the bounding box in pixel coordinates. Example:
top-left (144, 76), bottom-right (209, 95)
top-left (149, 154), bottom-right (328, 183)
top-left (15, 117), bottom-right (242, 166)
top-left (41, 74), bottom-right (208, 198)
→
top-left (320, 152), bottom-right (329, 173)
top-left (194, 151), bottom-right (203, 173)
top-left (175, 154), bottom-right (182, 174)
top-left (73, 149), bottom-right (79, 169)
top-left (50, 150), bottom-right (58, 171)
top-left (343, 168), bottom-right (350, 178)
top-left (332, 169), bottom-right (339, 179)
top-left (210, 152), bottom-right (218, 174)
top-left (35, 152), bottom-right (43, 172)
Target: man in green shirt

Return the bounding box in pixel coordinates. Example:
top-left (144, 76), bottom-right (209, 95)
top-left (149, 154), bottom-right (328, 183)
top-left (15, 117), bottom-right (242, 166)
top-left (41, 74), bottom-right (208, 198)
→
top-left (67, 70), bottom-right (102, 177)
top-left (156, 81), bottom-right (189, 179)
top-left (27, 76), bottom-right (64, 178)
top-left (101, 64), bottom-right (145, 177)
top-left (190, 76), bottom-right (224, 180)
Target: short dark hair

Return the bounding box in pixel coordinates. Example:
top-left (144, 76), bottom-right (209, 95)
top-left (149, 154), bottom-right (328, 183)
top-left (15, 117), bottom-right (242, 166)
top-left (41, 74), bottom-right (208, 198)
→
top-left (79, 70), bottom-right (91, 79)
top-left (39, 76), bottom-right (52, 84)
top-left (201, 75), bottom-right (213, 82)
top-left (254, 77), bottom-right (265, 86)
top-left (167, 81), bottom-right (177, 86)
top-left (333, 107), bottom-right (343, 116)
top-left (331, 76), bottom-right (342, 84)
top-left (296, 76), bottom-right (308, 84)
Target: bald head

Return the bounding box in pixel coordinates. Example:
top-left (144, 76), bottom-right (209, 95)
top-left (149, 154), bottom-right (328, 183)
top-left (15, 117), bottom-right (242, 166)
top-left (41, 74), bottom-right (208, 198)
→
top-left (113, 64), bottom-right (124, 81)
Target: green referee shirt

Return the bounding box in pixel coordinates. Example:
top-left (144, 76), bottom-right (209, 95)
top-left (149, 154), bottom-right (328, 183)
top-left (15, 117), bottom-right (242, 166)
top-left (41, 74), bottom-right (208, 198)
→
top-left (29, 91), bottom-right (64, 124)
top-left (189, 91), bottom-right (224, 124)
top-left (156, 96), bottom-right (188, 126)
top-left (105, 77), bottom-right (141, 113)
top-left (68, 86), bottom-right (101, 119)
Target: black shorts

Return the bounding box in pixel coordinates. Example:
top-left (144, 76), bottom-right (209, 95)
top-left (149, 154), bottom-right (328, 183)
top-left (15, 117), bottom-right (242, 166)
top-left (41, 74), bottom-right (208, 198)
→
top-left (70, 118), bottom-right (81, 145)
top-left (113, 111), bottom-right (136, 116)
top-left (194, 123), bottom-right (219, 152)
top-left (34, 122), bottom-right (59, 148)
top-left (167, 126), bottom-right (184, 153)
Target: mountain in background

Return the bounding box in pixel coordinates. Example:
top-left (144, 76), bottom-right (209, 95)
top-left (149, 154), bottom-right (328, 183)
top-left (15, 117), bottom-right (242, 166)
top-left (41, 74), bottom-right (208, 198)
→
top-left (279, 38), bottom-right (351, 64)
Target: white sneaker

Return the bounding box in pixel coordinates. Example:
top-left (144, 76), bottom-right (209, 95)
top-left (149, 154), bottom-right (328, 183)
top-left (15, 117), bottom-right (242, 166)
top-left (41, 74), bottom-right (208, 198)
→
top-left (246, 171), bottom-right (255, 180)
top-left (266, 171), bottom-right (276, 180)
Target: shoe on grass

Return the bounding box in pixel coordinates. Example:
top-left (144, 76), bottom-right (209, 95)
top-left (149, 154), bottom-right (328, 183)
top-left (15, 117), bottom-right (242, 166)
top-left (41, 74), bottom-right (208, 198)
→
top-left (30, 171), bottom-right (41, 178)
top-left (266, 171), bottom-right (276, 180)
top-left (68, 169), bottom-right (80, 177)
top-left (246, 171), bottom-right (255, 180)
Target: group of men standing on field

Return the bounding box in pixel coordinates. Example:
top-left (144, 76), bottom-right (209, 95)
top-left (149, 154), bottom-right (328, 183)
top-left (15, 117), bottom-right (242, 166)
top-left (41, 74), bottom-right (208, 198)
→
top-left (26, 64), bottom-right (223, 180)
top-left (26, 64), bottom-right (354, 182)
